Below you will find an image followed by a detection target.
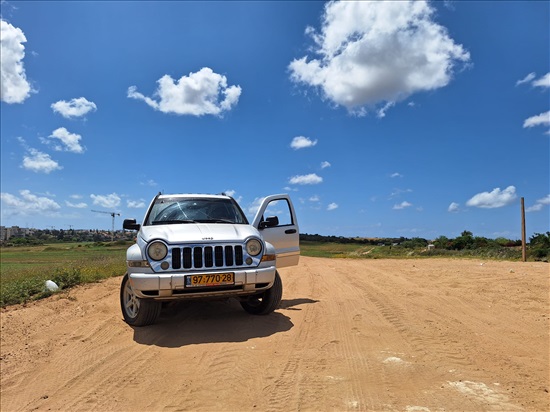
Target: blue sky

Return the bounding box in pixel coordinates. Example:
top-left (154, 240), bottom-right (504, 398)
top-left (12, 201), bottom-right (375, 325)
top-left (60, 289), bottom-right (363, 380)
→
top-left (1, 0), bottom-right (549, 239)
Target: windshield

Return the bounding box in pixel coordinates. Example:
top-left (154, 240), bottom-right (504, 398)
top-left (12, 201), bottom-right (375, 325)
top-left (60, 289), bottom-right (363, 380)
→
top-left (144, 197), bottom-right (248, 226)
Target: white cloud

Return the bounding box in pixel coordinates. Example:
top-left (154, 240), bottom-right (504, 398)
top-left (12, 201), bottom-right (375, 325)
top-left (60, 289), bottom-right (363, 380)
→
top-left (290, 136), bottom-right (318, 150)
top-left (516, 72), bottom-right (536, 86)
top-left (321, 161), bottom-right (331, 169)
top-left (140, 179), bottom-right (158, 187)
top-left (289, 173), bottom-right (323, 185)
top-left (0, 20), bottom-right (34, 104)
top-left (389, 188), bottom-right (412, 198)
top-left (48, 127), bottom-right (85, 153)
top-left (466, 186), bottom-right (517, 209)
top-left (519, 71), bottom-right (549, 134)
top-left (246, 197), bottom-right (265, 216)
top-left (390, 172), bottom-right (403, 178)
top-left (51, 97), bottom-right (97, 118)
top-left (526, 194), bottom-right (550, 212)
top-left (532, 72), bottom-right (550, 88)
top-left (393, 201), bottom-right (412, 210)
top-left (127, 199), bottom-right (146, 209)
top-left (127, 67), bottom-right (241, 117)
top-left (65, 200), bottom-right (88, 209)
top-left (376, 101), bottom-right (395, 118)
top-left (327, 202), bottom-right (338, 211)
top-left (1, 190), bottom-right (61, 216)
top-left (22, 148), bottom-right (62, 174)
top-left (288, 0), bottom-right (470, 116)
top-left (90, 193), bottom-right (121, 209)
top-left (523, 111), bottom-right (550, 129)
top-left (309, 195), bottom-right (320, 202)
top-left (448, 202), bottom-right (460, 213)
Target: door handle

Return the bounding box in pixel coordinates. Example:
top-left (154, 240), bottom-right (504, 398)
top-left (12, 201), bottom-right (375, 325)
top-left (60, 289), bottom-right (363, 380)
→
top-left (285, 229), bottom-right (297, 234)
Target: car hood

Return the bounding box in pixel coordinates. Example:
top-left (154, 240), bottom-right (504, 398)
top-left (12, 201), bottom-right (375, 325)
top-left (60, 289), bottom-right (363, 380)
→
top-left (138, 223), bottom-right (260, 244)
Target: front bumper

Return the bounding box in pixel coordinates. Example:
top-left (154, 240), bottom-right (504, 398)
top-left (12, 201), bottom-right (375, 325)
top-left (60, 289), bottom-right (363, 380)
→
top-left (128, 265), bottom-right (276, 300)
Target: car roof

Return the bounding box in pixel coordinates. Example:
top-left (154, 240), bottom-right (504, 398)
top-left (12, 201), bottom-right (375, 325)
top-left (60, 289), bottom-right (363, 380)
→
top-left (156, 193), bottom-right (231, 200)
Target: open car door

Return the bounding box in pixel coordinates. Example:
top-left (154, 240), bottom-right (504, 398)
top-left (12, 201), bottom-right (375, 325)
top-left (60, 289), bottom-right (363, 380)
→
top-left (252, 194), bottom-right (300, 268)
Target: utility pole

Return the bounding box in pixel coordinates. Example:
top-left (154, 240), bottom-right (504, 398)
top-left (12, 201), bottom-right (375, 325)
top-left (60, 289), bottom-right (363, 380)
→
top-left (521, 197), bottom-right (526, 262)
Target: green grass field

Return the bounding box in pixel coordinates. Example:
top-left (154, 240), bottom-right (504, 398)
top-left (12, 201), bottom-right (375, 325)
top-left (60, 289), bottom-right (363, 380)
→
top-left (1, 242), bottom-right (128, 307)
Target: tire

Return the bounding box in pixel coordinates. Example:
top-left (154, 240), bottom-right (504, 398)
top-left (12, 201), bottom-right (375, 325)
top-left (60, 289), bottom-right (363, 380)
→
top-left (120, 273), bottom-right (161, 326)
top-left (240, 271), bottom-right (283, 315)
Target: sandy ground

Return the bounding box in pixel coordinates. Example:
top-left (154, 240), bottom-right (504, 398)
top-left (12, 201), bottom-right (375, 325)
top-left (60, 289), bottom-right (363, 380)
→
top-left (1, 257), bottom-right (549, 412)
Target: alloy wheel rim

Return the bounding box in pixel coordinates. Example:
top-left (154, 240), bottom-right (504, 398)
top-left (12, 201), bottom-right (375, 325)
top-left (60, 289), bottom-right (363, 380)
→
top-left (123, 282), bottom-right (140, 318)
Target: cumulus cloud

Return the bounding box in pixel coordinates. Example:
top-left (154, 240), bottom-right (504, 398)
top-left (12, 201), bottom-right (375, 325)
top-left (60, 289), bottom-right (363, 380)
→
top-left (290, 136), bottom-right (318, 150)
top-left (1, 190), bottom-right (61, 216)
top-left (289, 173), bottom-right (323, 185)
top-left (288, 0), bottom-right (470, 116)
top-left (127, 67), bottom-right (241, 116)
top-left (526, 194), bottom-right (550, 212)
top-left (532, 73), bottom-right (550, 88)
top-left (91, 193), bottom-right (121, 209)
top-left (466, 186), bottom-right (517, 209)
top-left (22, 148), bottom-right (62, 173)
top-left (321, 161), bottom-right (331, 169)
top-left (48, 127), bottom-right (85, 153)
top-left (519, 72), bottom-right (549, 134)
top-left (327, 202), bottom-right (338, 211)
top-left (523, 111), bottom-right (550, 129)
top-left (1, 19), bottom-right (34, 104)
top-left (448, 202), bottom-right (460, 212)
top-left (51, 97), bottom-right (97, 118)
top-left (393, 201), bottom-right (412, 210)
top-left (246, 197), bottom-right (265, 216)
top-left (127, 199), bottom-right (146, 209)
top-left (390, 172), bottom-right (403, 178)
top-left (65, 200), bottom-right (88, 209)
top-left (309, 195), bottom-right (320, 202)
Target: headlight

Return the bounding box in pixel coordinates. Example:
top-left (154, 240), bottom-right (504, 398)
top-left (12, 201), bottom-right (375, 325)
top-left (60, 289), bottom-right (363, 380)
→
top-left (246, 238), bottom-right (262, 256)
top-left (148, 241), bottom-right (168, 261)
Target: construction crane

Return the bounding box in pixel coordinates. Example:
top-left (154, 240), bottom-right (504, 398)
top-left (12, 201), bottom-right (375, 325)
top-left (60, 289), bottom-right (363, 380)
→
top-left (92, 210), bottom-right (121, 242)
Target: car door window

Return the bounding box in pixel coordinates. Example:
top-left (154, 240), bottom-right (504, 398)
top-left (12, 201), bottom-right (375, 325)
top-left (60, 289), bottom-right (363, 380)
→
top-left (263, 199), bottom-right (293, 226)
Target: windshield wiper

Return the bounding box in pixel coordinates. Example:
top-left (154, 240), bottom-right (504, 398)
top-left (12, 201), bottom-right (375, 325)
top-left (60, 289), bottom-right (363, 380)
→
top-left (151, 219), bottom-right (197, 225)
top-left (196, 219), bottom-right (234, 224)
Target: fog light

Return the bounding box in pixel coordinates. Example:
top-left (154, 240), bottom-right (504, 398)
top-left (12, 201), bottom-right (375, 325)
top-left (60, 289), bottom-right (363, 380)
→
top-left (160, 261), bottom-right (170, 270)
top-left (245, 257), bottom-right (253, 265)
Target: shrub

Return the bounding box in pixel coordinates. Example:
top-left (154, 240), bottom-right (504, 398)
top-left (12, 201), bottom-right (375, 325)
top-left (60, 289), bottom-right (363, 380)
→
top-left (52, 267), bottom-right (82, 289)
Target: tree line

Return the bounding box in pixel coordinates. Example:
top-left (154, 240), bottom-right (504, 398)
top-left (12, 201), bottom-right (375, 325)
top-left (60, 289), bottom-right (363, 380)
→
top-left (300, 231), bottom-right (550, 260)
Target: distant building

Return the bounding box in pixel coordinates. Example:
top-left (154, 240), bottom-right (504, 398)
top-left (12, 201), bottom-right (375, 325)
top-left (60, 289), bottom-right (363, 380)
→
top-left (0, 226), bottom-right (32, 242)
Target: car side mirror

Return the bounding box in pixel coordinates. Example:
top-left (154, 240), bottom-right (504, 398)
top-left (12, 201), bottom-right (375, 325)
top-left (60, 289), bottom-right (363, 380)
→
top-left (259, 216), bottom-right (279, 229)
top-left (123, 219), bottom-right (141, 231)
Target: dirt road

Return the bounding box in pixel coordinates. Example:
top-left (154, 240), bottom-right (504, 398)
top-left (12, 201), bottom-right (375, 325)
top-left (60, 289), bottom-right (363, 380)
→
top-left (1, 257), bottom-right (548, 411)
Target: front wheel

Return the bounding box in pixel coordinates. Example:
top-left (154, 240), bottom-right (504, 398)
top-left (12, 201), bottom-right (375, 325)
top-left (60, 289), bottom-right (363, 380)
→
top-left (120, 273), bottom-right (161, 326)
top-left (240, 271), bottom-right (283, 315)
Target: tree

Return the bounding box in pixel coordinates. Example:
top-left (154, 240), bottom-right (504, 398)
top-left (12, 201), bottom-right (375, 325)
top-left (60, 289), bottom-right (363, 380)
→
top-left (529, 232), bottom-right (550, 260)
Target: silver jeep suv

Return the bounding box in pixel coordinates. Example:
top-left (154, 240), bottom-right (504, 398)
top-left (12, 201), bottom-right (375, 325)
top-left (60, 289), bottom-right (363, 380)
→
top-left (120, 193), bottom-right (300, 326)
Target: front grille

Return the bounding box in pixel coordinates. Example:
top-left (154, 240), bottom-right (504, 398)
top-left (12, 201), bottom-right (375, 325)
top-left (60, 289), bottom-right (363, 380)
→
top-left (171, 245), bottom-right (244, 270)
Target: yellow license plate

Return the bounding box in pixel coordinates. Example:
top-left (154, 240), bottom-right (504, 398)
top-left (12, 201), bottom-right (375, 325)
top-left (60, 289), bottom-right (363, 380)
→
top-left (185, 273), bottom-right (235, 287)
